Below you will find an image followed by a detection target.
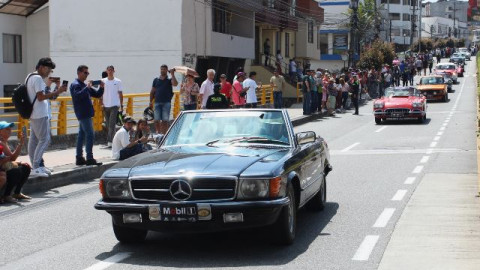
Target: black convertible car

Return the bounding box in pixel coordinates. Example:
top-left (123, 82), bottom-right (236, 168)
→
top-left (95, 109), bottom-right (332, 245)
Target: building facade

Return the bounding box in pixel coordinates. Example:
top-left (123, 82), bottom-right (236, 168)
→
top-left (421, 17), bottom-right (469, 40)
top-left (378, 0), bottom-right (418, 48)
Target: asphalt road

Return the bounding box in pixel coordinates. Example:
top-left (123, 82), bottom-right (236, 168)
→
top-left (0, 59), bottom-right (477, 270)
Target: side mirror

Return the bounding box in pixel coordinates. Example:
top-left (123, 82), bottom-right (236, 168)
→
top-left (296, 131), bottom-right (316, 145)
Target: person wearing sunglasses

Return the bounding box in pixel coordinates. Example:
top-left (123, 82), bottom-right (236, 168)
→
top-left (70, 65), bottom-right (104, 166)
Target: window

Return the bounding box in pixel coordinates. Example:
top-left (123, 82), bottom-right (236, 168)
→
top-left (2, 34), bottom-right (22, 63)
top-left (212, 1), bottom-right (230, 34)
top-left (308, 21), bottom-right (314, 43)
top-left (403, 0), bottom-right (410, 5)
top-left (403, 14), bottom-right (410, 21)
top-left (390, 13), bottom-right (401, 21)
top-left (333, 34), bottom-right (348, 54)
top-left (285, 33), bottom-right (290, 57)
top-left (403, 29), bottom-right (411, 36)
top-left (413, 15), bottom-right (418, 22)
top-left (276, 32), bottom-right (281, 54)
top-left (319, 34), bottom-right (328, 54)
top-left (391, 29), bottom-right (401, 36)
top-left (3, 85), bottom-right (16, 113)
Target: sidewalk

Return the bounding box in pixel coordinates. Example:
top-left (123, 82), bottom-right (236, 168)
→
top-left (379, 173), bottom-right (480, 270)
top-left (16, 105), bottom-right (322, 194)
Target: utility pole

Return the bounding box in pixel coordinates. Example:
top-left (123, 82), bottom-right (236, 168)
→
top-left (387, 0), bottom-right (391, 42)
top-left (349, 0), bottom-right (359, 68)
top-left (418, 0), bottom-right (422, 53)
top-left (411, 0), bottom-right (416, 47)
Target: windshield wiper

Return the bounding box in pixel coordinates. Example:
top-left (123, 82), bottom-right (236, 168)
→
top-left (228, 136), bottom-right (290, 145)
top-left (205, 139), bottom-right (221, 147)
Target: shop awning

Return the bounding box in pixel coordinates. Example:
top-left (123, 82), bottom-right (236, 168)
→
top-left (0, 0), bottom-right (48, 16)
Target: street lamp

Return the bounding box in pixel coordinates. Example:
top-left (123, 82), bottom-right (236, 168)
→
top-left (349, 0), bottom-right (359, 68)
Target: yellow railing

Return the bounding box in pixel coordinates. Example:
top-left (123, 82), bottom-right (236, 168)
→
top-left (0, 86), bottom-right (277, 138)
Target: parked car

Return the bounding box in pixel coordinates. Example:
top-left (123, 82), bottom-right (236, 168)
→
top-left (373, 87), bottom-right (427, 124)
top-left (434, 63), bottom-right (458, 84)
top-left (417, 76), bottom-right (450, 101)
top-left (449, 53), bottom-right (466, 65)
top-left (458, 48), bottom-right (471, 60)
top-left (95, 109), bottom-right (332, 245)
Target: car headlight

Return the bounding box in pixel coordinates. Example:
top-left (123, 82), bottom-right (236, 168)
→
top-left (374, 102), bottom-right (385, 109)
top-left (100, 179), bottom-right (132, 199)
top-left (238, 179), bottom-right (269, 199)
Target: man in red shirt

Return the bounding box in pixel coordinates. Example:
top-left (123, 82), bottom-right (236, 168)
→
top-left (219, 74), bottom-right (232, 104)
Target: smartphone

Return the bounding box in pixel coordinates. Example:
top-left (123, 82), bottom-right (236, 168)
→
top-left (22, 126), bottom-right (27, 136)
top-left (92, 80), bottom-right (102, 86)
top-left (62, 80), bottom-right (68, 87)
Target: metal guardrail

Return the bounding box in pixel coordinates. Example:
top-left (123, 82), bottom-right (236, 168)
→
top-left (0, 86), bottom-right (277, 138)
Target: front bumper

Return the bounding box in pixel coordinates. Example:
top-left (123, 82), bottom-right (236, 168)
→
top-left (374, 109), bottom-right (425, 119)
top-left (95, 198), bottom-right (289, 232)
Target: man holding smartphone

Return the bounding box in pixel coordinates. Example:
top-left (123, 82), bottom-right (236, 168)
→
top-left (27, 57), bottom-right (67, 177)
top-left (70, 65), bottom-right (104, 166)
top-left (101, 65), bottom-right (123, 148)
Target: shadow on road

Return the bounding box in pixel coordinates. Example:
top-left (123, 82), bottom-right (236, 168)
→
top-left (95, 202), bottom-right (339, 268)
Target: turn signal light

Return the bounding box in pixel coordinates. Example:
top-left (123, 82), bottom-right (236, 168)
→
top-left (99, 179), bottom-right (106, 198)
top-left (269, 177), bottom-right (282, 198)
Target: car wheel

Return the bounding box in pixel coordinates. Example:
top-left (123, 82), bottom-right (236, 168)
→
top-left (112, 219), bottom-right (148, 244)
top-left (272, 184), bottom-right (296, 245)
top-left (375, 118), bottom-right (382, 125)
top-left (443, 93), bottom-right (448, 102)
top-left (306, 175), bottom-right (326, 211)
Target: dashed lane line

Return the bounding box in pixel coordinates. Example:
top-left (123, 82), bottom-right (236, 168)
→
top-left (420, 156), bottom-right (430, 163)
top-left (430, 142), bottom-right (438, 148)
top-left (341, 142), bottom-right (360, 152)
top-left (352, 235), bottom-right (380, 261)
top-left (404, 177), bottom-right (416, 184)
top-left (392, 190), bottom-right (408, 201)
top-left (84, 252), bottom-right (132, 270)
top-left (412, 165), bottom-right (424, 174)
top-left (373, 208), bottom-right (396, 228)
top-left (375, 126), bottom-right (387, 133)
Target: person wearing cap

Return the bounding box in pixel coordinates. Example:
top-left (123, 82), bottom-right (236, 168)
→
top-left (180, 74), bottom-right (199, 111)
top-left (0, 121), bottom-right (31, 203)
top-left (112, 116), bottom-right (147, 160)
top-left (270, 69), bottom-right (286, 109)
top-left (232, 72), bottom-right (248, 108)
top-left (70, 65), bottom-right (104, 166)
top-left (101, 65), bottom-right (124, 149)
top-left (206, 83), bottom-right (229, 109)
top-left (219, 74), bottom-right (232, 104)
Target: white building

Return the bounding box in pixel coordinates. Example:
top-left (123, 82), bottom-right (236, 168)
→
top-left (378, 0), bottom-right (418, 48)
top-left (421, 16), bottom-right (469, 40)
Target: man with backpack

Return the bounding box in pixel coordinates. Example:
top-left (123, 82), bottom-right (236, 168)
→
top-left (26, 58), bottom-right (67, 177)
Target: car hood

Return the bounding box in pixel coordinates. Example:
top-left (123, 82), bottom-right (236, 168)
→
top-left (107, 146), bottom-right (291, 178)
top-left (417, 85), bottom-right (445, 91)
top-left (381, 96), bottom-right (419, 107)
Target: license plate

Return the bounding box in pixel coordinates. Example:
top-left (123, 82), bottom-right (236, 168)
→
top-left (392, 113), bottom-right (404, 118)
top-left (158, 204), bottom-right (198, 222)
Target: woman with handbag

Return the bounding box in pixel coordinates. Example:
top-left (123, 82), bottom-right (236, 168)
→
top-left (180, 74), bottom-right (200, 111)
top-left (0, 121), bottom-right (31, 203)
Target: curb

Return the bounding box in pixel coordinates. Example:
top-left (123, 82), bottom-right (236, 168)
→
top-left (22, 114), bottom-right (319, 194)
top-left (22, 160), bottom-right (117, 194)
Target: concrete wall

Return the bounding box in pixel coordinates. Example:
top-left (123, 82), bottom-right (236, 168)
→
top-left (26, 6), bottom-right (49, 72)
top-left (49, 0), bottom-right (184, 94)
top-left (296, 21), bottom-right (320, 60)
top-left (0, 13), bottom-right (27, 98)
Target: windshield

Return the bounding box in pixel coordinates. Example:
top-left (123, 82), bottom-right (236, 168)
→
top-left (452, 53), bottom-right (460, 57)
top-left (384, 87), bottom-right (419, 97)
top-left (437, 65), bottom-right (456, 70)
top-left (420, 77), bottom-right (444, 84)
top-left (459, 48), bottom-right (467, 52)
top-left (163, 111), bottom-right (291, 147)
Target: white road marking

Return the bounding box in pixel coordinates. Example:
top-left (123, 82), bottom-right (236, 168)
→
top-left (341, 142), bottom-right (360, 152)
top-left (375, 126), bottom-right (387, 133)
top-left (331, 148), bottom-right (473, 156)
top-left (433, 136), bottom-right (441, 141)
top-left (426, 149), bottom-right (433, 154)
top-left (442, 123), bottom-right (448, 127)
top-left (440, 127), bottom-right (446, 131)
top-left (84, 252), bottom-right (132, 270)
top-left (412, 165), bottom-right (424, 174)
top-left (420, 156), bottom-right (430, 163)
top-left (352, 235), bottom-right (380, 261)
top-left (437, 132), bottom-right (443, 136)
top-left (430, 142), bottom-right (438, 147)
top-left (392, 190), bottom-right (408, 201)
top-left (373, 208), bottom-right (396, 228)
top-left (404, 177), bottom-right (416, 184)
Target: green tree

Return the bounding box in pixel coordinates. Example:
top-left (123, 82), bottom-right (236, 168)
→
top-left (410, 38), bottom-right (434, 52)
top-left (358, 40), bottom-right (386, 70)
top-left (345, 0), bottom-right (382, 45)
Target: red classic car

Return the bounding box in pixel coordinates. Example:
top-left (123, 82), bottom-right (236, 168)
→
top-left (373, 87), bottom-right (427, 124)
top-left (434, 63), bottom-right (459, 83)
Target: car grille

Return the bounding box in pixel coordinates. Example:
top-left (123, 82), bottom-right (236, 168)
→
top-left (385, 108), bottom-right (410, 115)
top-left (130, 178), bottom-right (237, 202)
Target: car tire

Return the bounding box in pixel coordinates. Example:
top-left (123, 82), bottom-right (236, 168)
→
top-left (375, 118), bottom-right (382, 125)
top-left (443, 93), bottom-right (448, 102)
top-left (306, 175), bottom-right (326, 212)
top-left (112, 220), bottom-right (148, 244)
top-left (272, 184), bottom-right (296, 245)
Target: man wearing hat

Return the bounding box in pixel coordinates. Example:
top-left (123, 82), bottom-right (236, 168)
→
top-left (111, 116), bottom-right (148, 160)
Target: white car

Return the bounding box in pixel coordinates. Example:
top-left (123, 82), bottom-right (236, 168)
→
top-left (458, 48), bottom-right (471, 60)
